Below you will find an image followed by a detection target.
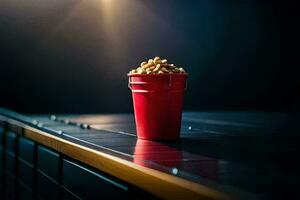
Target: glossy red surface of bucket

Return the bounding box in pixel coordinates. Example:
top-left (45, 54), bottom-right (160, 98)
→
top-left (128, 73), bottom-right (188, 140)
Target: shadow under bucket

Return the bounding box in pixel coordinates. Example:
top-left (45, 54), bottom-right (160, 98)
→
top-left (128, 73), bottom-right (188, 140)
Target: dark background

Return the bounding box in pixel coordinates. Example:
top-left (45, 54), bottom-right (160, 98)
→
top-left (0, 0), bottom-right (297, 114)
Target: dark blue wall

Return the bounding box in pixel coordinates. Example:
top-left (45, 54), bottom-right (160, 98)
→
top-left (0, 0), bottom-right (296, 113)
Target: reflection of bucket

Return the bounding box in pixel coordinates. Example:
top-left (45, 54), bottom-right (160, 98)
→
top-left (133, 140), bottom-right (219, 181)
top-left (133, 140), bottom-right (182, 168)
top-left (128, 73), bottom-right (188, 140)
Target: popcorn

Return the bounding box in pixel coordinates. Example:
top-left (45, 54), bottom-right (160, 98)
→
top-left (129, 56), bottom-right (187, 74)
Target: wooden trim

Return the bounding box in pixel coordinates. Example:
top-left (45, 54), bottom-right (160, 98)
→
top-left (4, 117), bottom-right (232, 200)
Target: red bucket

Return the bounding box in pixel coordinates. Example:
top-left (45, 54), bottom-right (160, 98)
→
top-left (128, 73), bottom-right (188, 140)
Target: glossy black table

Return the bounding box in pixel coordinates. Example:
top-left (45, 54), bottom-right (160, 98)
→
top-left (1, 108), bottom-right (299, 200)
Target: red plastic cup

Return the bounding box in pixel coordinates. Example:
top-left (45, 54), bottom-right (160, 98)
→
top-left (128, 73), bottom-right (188, 140)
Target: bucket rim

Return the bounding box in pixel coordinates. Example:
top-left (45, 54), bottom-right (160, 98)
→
top-left (128, 73), bottom-right (188, 77)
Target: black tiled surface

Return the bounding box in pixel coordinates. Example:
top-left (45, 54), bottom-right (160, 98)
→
top-left (90, 124), bottom-right (136, 135)
top-left (5, 152), bottom-right (15, 175)
top-left (36, 171), bottom-right (60, 200)
top-left (49, 126), bottom-right (133, 138)
top-left (5, 131), bottom-right (17, 154)
top-left (0, 120), bottom-right (4, 128)
top-left (7, 124), bottom-right (22, 135)
top-left (5, 173), bottom-right (16, 200)
top-left (58, 113), bottom-right (300, 199)
top-left (62, 188), bottom-right (81, 200)
top-left (18, 137), bottom-right (34, 165)
top-left (0, 147), bottom-right (3, 181)
top-left (0, 127), bottom-right (3, 181)
top-left (18, 159), bottom-right (34, 189)
top-left (37, 145), bottom-right (60, 183)
top-left (0, 127), bottom-right (4, 145)
top-left (1, 110), bottom-right (300, 199)
top-left (63, 159), bottom-right (128, 200)
top-left (18, 181), bottom-right (34, 200)
top-left (84, 137), bottom-right (138, 148)
top-left (28, 116), bottom-right (62, 126)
